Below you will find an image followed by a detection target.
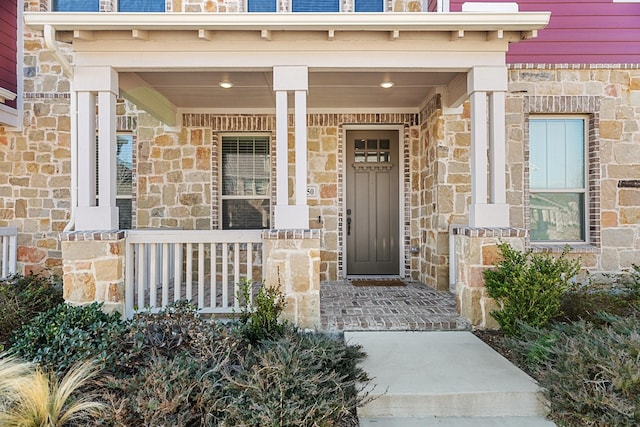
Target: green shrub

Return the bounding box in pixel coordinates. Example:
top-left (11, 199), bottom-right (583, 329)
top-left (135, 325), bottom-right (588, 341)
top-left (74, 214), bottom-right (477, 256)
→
top-left (484, 243), bottom-right (580, 336)
top-left (221, 326), bottom-right (370, 427)
top-left (509, 314), bottom-right (640, 426)
top-left (10, 303), bottom-right (128, 374)
top-left (0, 274), bottom-right (63, 350)
top-left (237, 279), bottom-right (286, 342)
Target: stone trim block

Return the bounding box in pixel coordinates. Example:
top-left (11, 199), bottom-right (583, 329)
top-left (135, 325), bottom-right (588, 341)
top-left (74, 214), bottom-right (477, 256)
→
top-left (60, 230), bottom-right (125, 241)
top-left (451, 226), bottom-right (527, 238)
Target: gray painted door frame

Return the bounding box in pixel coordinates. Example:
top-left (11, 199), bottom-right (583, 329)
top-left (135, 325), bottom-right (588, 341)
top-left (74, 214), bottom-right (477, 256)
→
top-left (342, 125), bottom-right (405, 277)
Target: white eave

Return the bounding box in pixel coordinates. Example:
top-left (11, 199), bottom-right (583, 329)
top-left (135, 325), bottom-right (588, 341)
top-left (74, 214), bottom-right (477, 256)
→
top-left (24, 12), bottom-right (550, 35)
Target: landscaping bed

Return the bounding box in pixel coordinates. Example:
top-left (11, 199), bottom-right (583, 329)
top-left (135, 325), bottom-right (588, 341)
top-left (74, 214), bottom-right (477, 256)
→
top-left (478, 245), bottom-right (640, 427)
top-left (0, 276), bottom-right (371, 427)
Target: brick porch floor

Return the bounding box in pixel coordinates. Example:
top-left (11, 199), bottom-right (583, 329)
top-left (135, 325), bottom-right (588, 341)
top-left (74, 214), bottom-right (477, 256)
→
top-left (320, 280), bottom-right (470, 332)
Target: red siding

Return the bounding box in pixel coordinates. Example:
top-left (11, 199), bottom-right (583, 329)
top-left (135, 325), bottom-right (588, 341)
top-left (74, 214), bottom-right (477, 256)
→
top-left (0, 0), bottom-right (17, 109)
top-left (451, 0), bottom-right (640, 64)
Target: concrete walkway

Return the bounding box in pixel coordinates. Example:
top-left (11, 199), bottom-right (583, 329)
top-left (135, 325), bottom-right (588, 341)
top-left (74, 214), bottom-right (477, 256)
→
top-left (345, 331), bottom-right (556, 426)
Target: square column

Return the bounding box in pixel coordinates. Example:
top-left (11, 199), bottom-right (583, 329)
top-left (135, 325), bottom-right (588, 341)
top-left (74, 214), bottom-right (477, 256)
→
top-left (73, 67), bottom-right (119, 230)
top-left (273, 66), bottom-right (309, 229)
top-left (467, 66), bottom-right (509, 227)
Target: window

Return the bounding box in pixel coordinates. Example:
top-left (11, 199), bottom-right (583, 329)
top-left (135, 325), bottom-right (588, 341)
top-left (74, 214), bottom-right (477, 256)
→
top-left (247, 0), bottom-right (277, 12)
top-left (116, 135), bottom-right (134, 229)
top-left (96, 134), bottom-right (134, 230)
top-left (118, 0), bottom-right (165, 12)
top-left (529, 117), bottom-right (587, 243)
top-left (221, 135), bottom-right (270, 230)
top-left (291, 0), bottom-right (339, 12)
top-left (52, 0), bottom-right (99, 11)
top-left (354, 0), bottom-right (384, 12)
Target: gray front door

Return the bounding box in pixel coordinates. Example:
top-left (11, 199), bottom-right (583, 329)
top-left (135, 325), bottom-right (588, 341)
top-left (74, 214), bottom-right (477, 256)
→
top-left (346, 130), bottom-right (400, 275)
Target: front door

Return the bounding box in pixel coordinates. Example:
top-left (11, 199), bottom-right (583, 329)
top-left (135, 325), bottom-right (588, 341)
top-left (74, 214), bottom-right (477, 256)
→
top-left (346, 130), bottom-right (400, 275)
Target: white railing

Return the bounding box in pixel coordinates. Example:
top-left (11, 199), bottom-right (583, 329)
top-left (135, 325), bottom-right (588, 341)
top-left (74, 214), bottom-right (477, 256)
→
top-left (0, 227), bottom-right (18, 280)
top-left (125, 229), bottom-right (263, 318)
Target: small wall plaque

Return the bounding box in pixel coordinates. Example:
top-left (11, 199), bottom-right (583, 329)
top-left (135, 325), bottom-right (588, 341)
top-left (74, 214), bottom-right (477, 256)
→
top-left (618, 180), bottom-right (640, 188)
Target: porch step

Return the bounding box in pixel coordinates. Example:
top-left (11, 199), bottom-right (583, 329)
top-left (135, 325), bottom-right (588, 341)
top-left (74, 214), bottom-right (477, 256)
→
top-left (359, 416), bottom-right (556, 426)
top-left (345, 331), bottom-right (553, 424)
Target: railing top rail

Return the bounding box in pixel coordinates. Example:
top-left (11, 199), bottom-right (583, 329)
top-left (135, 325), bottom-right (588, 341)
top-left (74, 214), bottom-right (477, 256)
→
top-left (126, 229), bottom-right (263, 244)
top-left (0, 227), bottom-right (18, 237)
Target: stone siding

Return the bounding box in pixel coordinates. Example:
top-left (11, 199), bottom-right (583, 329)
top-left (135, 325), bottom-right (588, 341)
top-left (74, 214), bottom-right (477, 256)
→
top-left (2, 0), bottom-right (639, 289)
top-left (60, 231), bottom-right (126, 315)
top-left (507, 66), bottom-right (640, 272)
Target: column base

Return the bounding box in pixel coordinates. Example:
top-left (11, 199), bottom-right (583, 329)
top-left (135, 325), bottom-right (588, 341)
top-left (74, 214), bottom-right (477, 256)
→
top-left (469, 203), bottom-right (509, 227)
top-left (274, 205), bottom-right (309, 229)
top-left (75, 206), bottom-right (119, 231)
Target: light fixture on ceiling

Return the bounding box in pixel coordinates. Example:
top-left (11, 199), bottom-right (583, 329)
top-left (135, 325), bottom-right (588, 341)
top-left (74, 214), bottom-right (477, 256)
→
top-left (380, 81), bottom-right (394, 89)
top-left (219, 81), bottom-right (234, 89)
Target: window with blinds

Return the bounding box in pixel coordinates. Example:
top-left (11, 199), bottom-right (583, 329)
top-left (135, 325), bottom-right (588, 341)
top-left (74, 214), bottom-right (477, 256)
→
top-left (291, 0), bottom-right (340, 12)
top-left (52, 0), bottom-right (99, 11)
top-left (221, 135), bottom-right (270, 230)
top-left (247, 0), bottom-right (277, 12)
top-left (354, 0), bottom-right (384, 12)
top-left (118, 0), bottom-right (165, 11)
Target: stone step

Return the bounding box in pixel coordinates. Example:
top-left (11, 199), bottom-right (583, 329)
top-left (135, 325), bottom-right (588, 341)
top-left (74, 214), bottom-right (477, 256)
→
top-left (346, 331), bottom-right (549, 419)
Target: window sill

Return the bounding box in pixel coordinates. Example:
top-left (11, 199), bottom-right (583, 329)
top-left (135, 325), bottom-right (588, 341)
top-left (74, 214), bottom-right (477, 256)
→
top-left (529, 243), bottom-right (599, 254)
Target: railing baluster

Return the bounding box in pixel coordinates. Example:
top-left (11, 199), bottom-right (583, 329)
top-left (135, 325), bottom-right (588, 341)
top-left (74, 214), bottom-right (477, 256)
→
top-left (1, 236), bottom-right (7, 278)
top-left (174, 243), bottom-right (182, 302)
top-left (222, 242), bottom-right (229, 309)
top-left (186, 242), bottom-right (193, 301)
top-left (198, 242), bottom-right (205, 309)
top-left (234, 242), bottom-right (240, 309)
top-left (162, 242), bottom-right (169, 307)
top-left (149, 243), bottom-right (157, 308)
top-left (210, 242), bottom-right (216, 308)
top-left (137, 244), bottom-right (146, 309)
top-left (125, 242), bottom-right (134, 318)
top-left (247, 242), bottom-right (253, 305)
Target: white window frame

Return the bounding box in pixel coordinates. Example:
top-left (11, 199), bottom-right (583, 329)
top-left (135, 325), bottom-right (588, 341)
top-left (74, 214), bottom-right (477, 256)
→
top-left (219, 133), bottom-right (271, 230)
top-left (528, 115), bottom-right (589, 244)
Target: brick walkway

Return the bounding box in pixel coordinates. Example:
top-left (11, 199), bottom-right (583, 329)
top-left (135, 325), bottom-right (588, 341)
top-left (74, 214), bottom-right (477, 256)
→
top-left (320, 280), bottom-right (470, 332)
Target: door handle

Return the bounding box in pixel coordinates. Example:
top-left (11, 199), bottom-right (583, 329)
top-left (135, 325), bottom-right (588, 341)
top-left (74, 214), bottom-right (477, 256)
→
top-left (347, 217), bottom-right (351, 236)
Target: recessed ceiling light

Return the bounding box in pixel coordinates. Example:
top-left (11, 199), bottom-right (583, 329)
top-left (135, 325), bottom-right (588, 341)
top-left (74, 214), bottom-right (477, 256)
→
top-left (219, 81), bottom-right (234, 89)
top-left (380, 81), bottom-right (394, 89)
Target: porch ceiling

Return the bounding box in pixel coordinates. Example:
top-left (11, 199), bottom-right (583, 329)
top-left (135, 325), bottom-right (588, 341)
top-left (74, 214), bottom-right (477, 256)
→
top-left (125, 70), bottom-right (459, 110)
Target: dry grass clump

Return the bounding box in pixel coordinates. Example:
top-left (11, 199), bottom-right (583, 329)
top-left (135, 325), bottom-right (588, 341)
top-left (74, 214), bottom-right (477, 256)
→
top-left (0, 355), bottom-right (104, 427)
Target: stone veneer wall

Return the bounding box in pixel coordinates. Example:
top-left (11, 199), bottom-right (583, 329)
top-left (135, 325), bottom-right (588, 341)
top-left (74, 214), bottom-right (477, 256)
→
top-left (146, 113), bottom-right (420, 282)
top-left (507, 65), bottom-right (640, 271)
top-left (60, 231), bottom-right (126, 315)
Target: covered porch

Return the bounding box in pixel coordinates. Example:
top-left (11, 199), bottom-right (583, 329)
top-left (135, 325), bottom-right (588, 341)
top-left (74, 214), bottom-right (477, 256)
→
top-left (25, 7), bottom-right (549, 329)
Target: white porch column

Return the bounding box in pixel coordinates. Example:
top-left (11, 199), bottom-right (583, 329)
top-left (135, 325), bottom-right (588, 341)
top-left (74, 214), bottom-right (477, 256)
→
top-left (74, 66), bottom-right (119, 230)
top-left (76, 91), bottom-right (97, 209)
top-left (467, 66), bottom-right (509, 227)
top-left (273, 66), bottom-right (309, 229)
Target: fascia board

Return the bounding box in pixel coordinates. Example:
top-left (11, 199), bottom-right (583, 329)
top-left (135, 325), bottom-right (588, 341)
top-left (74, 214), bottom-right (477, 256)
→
top-left (24, 12), bottom-right (550, 33)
